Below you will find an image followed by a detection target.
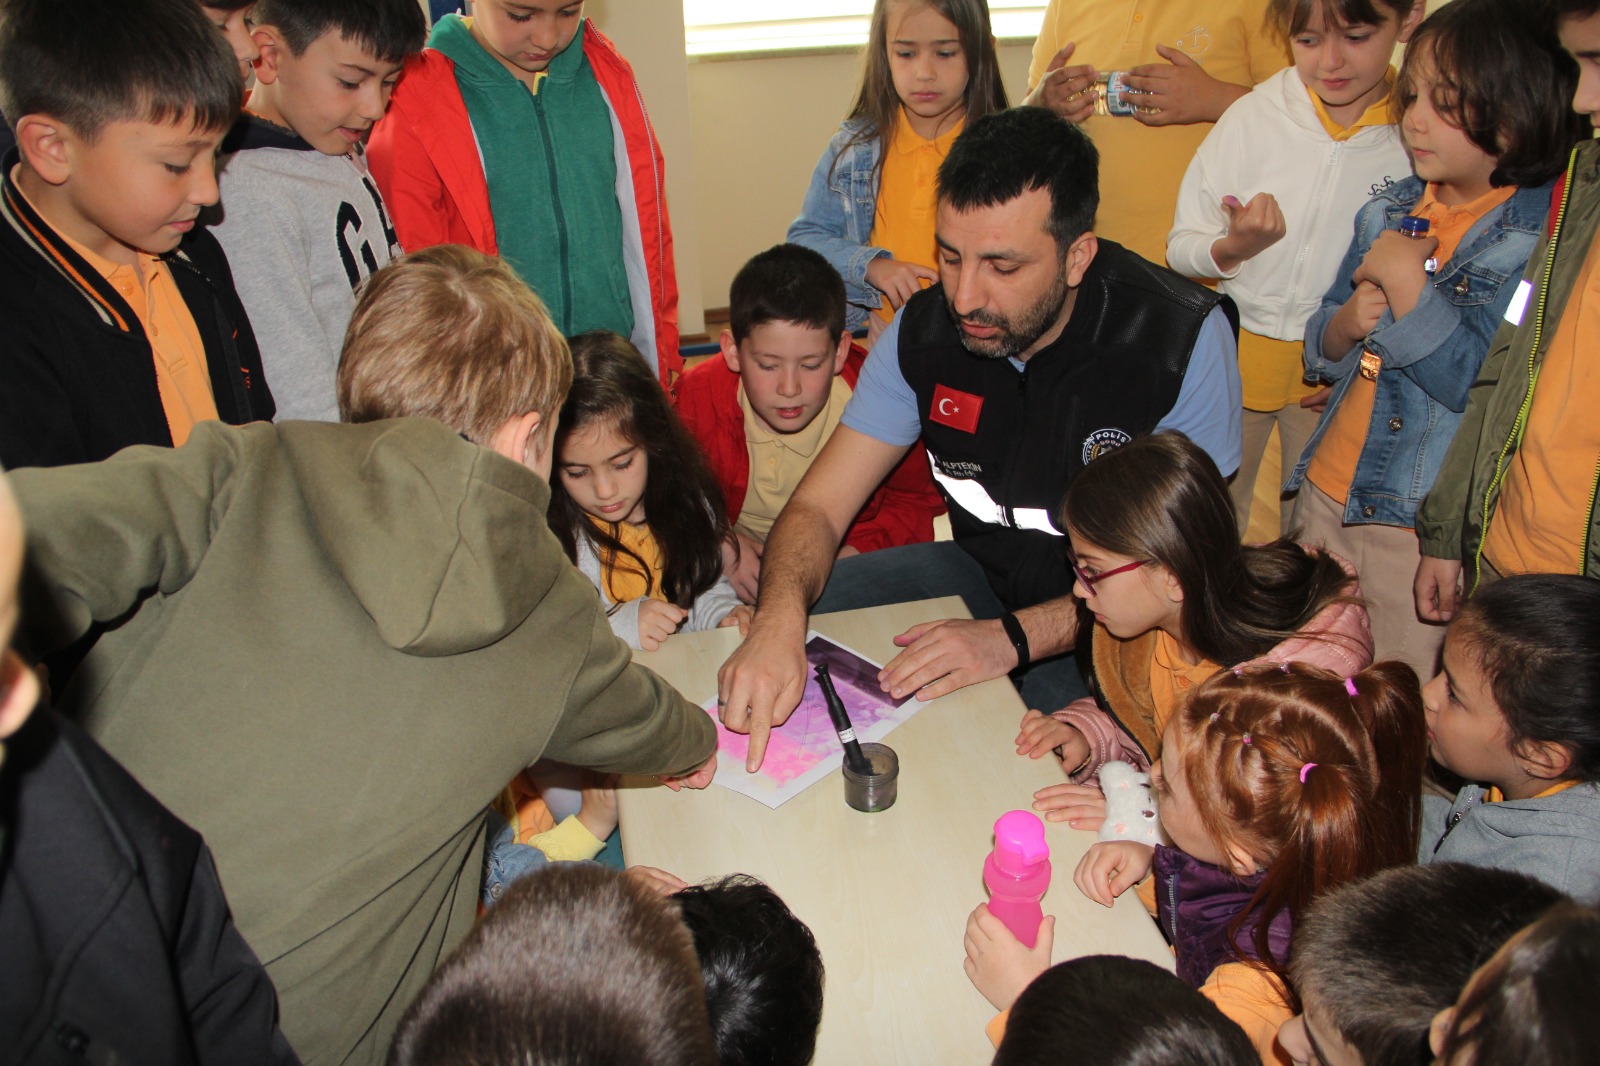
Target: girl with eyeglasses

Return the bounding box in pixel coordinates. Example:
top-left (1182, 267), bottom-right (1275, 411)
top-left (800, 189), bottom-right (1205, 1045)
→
top-left (1015, 432), bottom-right (1372, 830)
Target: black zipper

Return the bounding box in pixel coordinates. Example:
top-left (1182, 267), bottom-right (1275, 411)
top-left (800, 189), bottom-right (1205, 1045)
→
top-left (528, 84), bottom-right (573, 334)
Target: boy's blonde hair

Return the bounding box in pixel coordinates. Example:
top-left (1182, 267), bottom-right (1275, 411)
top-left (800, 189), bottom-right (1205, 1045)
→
top-left (338, 245), bottom-right (573, 444)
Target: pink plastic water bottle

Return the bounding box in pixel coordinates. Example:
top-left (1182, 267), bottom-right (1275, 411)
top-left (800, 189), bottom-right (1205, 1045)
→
top-left (983, 810), bottom-right (1052, 948)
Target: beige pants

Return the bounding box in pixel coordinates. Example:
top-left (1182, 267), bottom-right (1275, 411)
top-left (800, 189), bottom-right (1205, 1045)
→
top-left (1233, 404), bottom-right (1322, 538)
top-left (1293, 482), bottom-right (1447, 683)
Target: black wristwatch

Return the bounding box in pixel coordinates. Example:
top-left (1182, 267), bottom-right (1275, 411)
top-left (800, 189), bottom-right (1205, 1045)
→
top-left (998, 612), bottom-right (1030, 671)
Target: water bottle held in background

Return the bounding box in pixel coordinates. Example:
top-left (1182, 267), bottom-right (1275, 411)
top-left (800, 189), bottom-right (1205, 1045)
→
top-left (983, 810), bottom-right (1052, 948)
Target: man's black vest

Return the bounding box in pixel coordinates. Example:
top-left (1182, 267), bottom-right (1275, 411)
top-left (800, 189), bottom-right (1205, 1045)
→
top-left (899, 240), bottom-right (1227, 609)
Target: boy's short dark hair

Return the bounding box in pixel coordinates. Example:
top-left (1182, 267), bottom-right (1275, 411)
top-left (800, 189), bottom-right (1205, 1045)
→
top-left (1289, 863), bottom-right (1568, 1066)
top-left (1397, 0), bottom-right (1587, 189)
top-left (1269, 0), bottom-right (1419, 37)
top-left (673, 875), bottom-right (824, 1066)
top-left (728, 244), bottom-right (846, 344)
top-left (250, 0), bottom-right (424, 65)
top-left (994, 956), bottom-right (1256, 1066)
top-left (0, 0), bottom-right (241, 139)
top-left (388, 864), bottom-right (716, 1065)
top-left (198, 0), bottom-right (257, 10)
top-left (937, 107), bottom-right (1099, 256)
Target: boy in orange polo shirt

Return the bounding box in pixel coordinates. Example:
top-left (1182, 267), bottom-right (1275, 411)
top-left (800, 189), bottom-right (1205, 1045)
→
top-left (1415, 0), bottom-right (1600, 619)
top-left (675, 244), bottom-right (944, 602)
top-left (0, 0), bottom-right (274, 470)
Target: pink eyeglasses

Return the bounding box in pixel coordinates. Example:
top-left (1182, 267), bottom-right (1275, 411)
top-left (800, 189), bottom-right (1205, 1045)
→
top-left (1065, 547), bottom-right (1148, 592)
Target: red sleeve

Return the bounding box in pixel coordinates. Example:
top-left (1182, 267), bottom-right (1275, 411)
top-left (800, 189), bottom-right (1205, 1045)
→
top-left (675, 361), bottom-right (746, 525)
top-left (368, 101), bottom-right (472, 253)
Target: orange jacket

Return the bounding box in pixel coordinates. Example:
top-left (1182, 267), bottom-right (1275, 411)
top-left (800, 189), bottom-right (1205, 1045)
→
top-left (368, 20), bottom-right (681, 390)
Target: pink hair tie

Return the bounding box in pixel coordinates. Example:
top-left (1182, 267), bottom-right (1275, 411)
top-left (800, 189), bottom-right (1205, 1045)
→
top-left (1344, 677), bottom-right (1359, 697)
top-left (1299, 762), bottom-right (1318, 784)
top-left (1241, 732), bottom-right (1253, 746)
top-left (1209, 712), bottom-right (1221, 724)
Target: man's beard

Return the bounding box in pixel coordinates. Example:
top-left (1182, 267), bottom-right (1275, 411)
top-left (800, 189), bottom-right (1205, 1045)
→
top-left (946, 270), bottom-right (1072, 360)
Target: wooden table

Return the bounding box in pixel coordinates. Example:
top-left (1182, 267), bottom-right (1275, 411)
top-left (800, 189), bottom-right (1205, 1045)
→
top-left (620, 597), bottom-right (1172, 1063)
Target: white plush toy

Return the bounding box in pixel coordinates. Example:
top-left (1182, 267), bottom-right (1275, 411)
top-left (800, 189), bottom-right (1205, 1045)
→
top-left (1097, 760), bottom-right (1163, 844)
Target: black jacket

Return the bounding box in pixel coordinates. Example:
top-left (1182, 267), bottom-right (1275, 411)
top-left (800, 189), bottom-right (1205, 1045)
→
top-left (899, 240), bottom-right (1228, 608)
top-left (0, 708), bottom-right (299, 1066)
top-left (0, 151), bottom-right (274, 470)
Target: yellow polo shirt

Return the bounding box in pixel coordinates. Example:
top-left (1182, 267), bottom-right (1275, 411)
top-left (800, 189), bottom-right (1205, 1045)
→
top-left (868, 108), bottom-right (962, 323)
top-left (736, 375), bottom-right (852, 542)
top-left (57, 234), bottom-right (218, 447)
top-left (1029, 0), bottom-right (1288, 266)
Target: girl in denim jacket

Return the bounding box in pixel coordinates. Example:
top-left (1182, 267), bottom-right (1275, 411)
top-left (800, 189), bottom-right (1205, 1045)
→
top-left (786, 0), bottom-right (1006, 339)
top-left (1287, 0), bottom-right (1583, 679)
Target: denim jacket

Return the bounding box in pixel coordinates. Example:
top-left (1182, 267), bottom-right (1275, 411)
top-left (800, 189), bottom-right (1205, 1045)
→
top-left (1287, 176), bottom-right (1552, 527)
top-left (787, 118), bottom-right (886, 330)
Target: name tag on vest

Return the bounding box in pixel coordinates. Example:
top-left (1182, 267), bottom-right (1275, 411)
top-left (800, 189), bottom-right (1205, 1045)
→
top-left (930, 384), bottom-right (983, 434)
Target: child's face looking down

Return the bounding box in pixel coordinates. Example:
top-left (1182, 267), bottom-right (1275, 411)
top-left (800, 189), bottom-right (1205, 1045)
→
top-left (1422, 632), bottom-right (1528, 797)
top-left (721, 321), bottom-right (849, 437)
top-left (559, 419), bottom-right (648, 526)
top-left (1400, 47), bottom-right (1497, 206)
top-left (886, 1), bottom-right (968, 140)
top-left (1278, 999), bottom-right (1367, 1066)
top-left (1559, 11), bottom-right (1600, 125)
top-left (1288, 4), bottom-right (1420, 128)
top-left (470, 0), bottom-right (584, 81)
top-left (1151, 722), bottom-right (1232, 868)
top-left (250, 30), bottom-right (402, 156)
top-left (17, 114), bottom-right (225, 265)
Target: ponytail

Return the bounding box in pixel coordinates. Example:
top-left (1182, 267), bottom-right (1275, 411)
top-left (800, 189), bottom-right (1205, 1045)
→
top-left (1178, 663), bottom-right (1428, 991)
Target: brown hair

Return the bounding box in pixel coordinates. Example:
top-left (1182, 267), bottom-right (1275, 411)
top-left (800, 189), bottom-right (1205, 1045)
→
top-left (388, 864), bottom-right (716, 1065)
top-left (547, 332), bottom-right (729, 609)
top-left (837, 0), bottom-right (1008, 182)
top-left (1269, 0), bottom-right (1418, 37)
top-left (1061, 433), bottom-right (1357, 667)
top-left (338, 245), bottom-right (573, 445)
top-left (1395, 0), bottom-right (1586, 188)
top-left (1176, 661), bottom-right (1428, 996)
top-left (1437, 902), bottom-right (1600, 1066)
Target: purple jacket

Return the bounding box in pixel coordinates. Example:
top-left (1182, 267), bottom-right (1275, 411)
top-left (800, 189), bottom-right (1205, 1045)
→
top-left (1154, 844), bottom-right (1294, 988)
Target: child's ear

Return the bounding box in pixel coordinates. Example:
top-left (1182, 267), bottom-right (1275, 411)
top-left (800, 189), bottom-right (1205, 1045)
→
top-left (719, 329), bottom-right (742, 374)
top-left (1514, 737), bottom-right (1575, 784)
top-left (1223, 841), bottom-right (1258, 878)
top-left (14, 114), bottom-right (74, 186)
top-left (1429, 1006), bottom-right (1457, 1058)
top-left (1158, 564), bottom-right (1185, 605)
top-left (487, 411), bottom-right (550, 474)
top-left (831, 330), bottom-right (853, 375)
top-left (1396, 2), bottom-right (1427, 45)
top-left (250, 25), bottom-right (287, 87)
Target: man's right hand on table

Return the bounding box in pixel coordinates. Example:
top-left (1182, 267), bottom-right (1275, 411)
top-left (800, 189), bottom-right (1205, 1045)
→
top-left (716, 611), bottom-right (810, 772)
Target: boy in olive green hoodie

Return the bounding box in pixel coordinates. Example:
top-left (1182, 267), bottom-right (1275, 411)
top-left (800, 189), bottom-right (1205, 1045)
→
top-left (11, 246), bottom-right (716, 1066)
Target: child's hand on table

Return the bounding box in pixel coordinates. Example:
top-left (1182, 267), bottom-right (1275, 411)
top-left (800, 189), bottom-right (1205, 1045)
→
top-left (625, 865), bottom-right (689, 897)
top-left (963, 903), bottom-right (1055, 1011)
top-left (1031, 782), bottom-right (1107, 831)
top-left (1074, 841), bottom-right (1155, 908)
top-left (637, 599), bottom-right (688, 651)
top-left (1015, 709), bottom-right (1089, 766)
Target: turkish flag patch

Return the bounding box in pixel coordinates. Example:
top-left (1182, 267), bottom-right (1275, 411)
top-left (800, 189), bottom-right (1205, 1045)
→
top-left (930, 384), bottom-right (983, 434)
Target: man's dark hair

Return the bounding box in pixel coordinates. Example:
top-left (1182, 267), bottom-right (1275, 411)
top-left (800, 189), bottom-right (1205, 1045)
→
top-left (250, 0), bottom-right (425, 65)
top-left (993, 956), bottom-right (1256, 1066)
top-left (1289, 863), bottom-right (1569, 1066)
top-left (674, 875), bottom-right (824, 1066)
top-left (937, 106), bottom-right (1099, 254)
top-left (1397, 0), bottom-right (1587, 189)
top-left (0, 0), bottom-right (242, 139)
top-left (728, 244), bottom-right (846, 344)
top-left (388, 864), bottom-right (716, 1065)
top-left (198, 0), bottom-right (258, 10)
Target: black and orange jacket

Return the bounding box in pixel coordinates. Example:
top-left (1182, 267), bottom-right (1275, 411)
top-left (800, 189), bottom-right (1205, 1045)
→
top-left (0, 150), bottom-right (274, 469)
